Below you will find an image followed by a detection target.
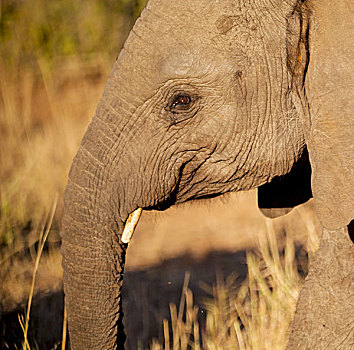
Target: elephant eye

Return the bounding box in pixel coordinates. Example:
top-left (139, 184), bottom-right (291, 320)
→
top-left (170, 94), bottom-right (192, 111)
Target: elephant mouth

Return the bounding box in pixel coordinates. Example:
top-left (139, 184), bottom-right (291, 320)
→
top-left (121, 163), bottom-right (225, 244)
top-left (121, 192), bottom-right (179, 244)
top-left (122, 156), bottom-right (208, 244)
top-left (121, 163), bottom-right (184, 244)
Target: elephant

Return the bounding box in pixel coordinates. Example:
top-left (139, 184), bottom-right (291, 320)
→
top-left (61, 0), bottom-right (353, 349)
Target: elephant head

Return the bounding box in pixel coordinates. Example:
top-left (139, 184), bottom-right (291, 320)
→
top-left (61, 0), bottom-right (353, 348)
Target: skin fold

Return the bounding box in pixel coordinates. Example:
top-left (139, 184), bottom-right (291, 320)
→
top-left (61, 0), bottom-right (353, 348)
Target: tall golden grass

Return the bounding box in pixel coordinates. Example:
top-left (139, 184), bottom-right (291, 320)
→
top-left (0, 59), bottom-right (105, 247)
top-left (0, 0), bottom-right (148, 248)
top-left (18, 197), bottom-right (58, 350)
top-left (150, 219), bottom-right (319, 350)
top-left (0, 61), bottom-right (101, 348)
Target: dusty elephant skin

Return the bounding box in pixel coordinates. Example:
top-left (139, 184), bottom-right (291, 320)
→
top-left (61, 0), bottom-right (353, 349)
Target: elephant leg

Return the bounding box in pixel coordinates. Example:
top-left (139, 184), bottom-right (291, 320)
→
top-left (287, 223), bottom-right (354, 350)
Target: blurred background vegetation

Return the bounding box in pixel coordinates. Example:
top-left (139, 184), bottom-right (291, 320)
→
top-left (0, 0), bottom-right (147, 70)
top-left (0, 1), bottom-right (148, 346)
top-left (0, 0), bottom-right (148, 248)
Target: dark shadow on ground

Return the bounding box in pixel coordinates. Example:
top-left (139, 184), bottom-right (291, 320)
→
top-left (1, 246), bottom-right (308, 350)
top-left (1, 290), bottom-right (65, 350)
top-left (123, 250), bottom-right (250, 350)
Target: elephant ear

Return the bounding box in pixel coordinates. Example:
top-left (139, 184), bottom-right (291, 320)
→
top-left (258, 148), bottom-right (312, 219)
top-left (304, 0), bottom-right (354, 229)
top-left (258, 2), bottom-right (313, 220)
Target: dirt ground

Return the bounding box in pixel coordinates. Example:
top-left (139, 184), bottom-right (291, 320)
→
top-left (1, 190), bottom-right (320, 349)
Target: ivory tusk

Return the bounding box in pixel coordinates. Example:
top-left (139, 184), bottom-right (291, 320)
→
top-left (121, 208), bottom-right (142, 244)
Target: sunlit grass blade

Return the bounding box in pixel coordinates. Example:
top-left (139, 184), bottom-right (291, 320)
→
top-left (61, 304), bottom-right (67, 350)
top-left (21, 195), bottom-right (58, 350)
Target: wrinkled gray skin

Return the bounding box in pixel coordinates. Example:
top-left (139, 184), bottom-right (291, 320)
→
top-left (61, 0), bottom-right (353, 349)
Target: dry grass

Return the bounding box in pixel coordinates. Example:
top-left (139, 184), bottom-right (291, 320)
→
top-left (0, 46), bottom-right (110, 346)
top-left (149, 218), bottom-right (319, 350)
top-left (0, 57), bottom-right (107, 248)
top-left (0, 58), bottom-right (108, 347)
top-left (18, 197), bottom-right (57, 350)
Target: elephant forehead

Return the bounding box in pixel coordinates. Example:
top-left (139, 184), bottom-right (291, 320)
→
top-left (157, 45), bottom-right (234, 80)
top-left (159, 46), bottom-right (194, 77)
top-left (109, 1), bottom-right (256, 97)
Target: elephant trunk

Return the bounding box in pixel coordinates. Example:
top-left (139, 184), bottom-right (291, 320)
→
top-left (61, 102), bottom-right (141, 348)
top-left (61, 192), bottom-right (126, 348)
